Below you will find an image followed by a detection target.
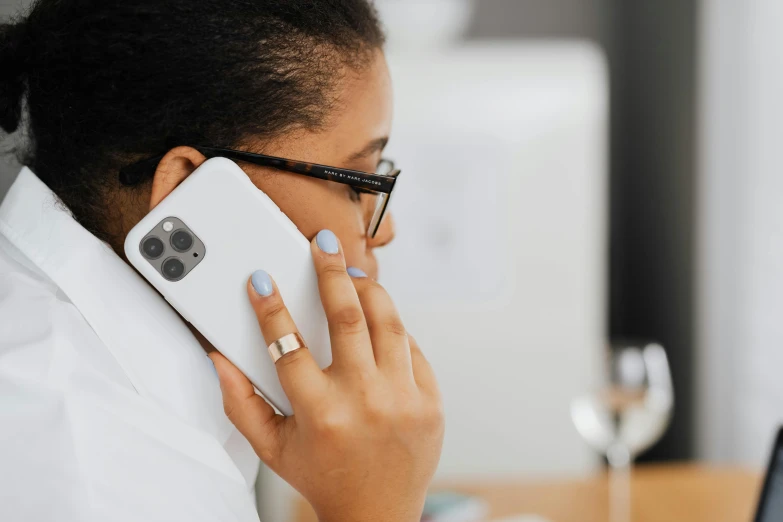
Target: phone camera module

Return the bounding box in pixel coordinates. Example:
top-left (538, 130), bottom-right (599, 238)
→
top-left (141, 236), bottom-right (165, 259)
top-left (141, 218), bottom-right (204, 282)
top-left (161, 257), bottom-right (186, 281)
top-left (170, 229), bottom-right (193, 252)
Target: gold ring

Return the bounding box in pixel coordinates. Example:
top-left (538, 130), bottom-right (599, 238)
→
top-left (268, 332), bottom-right (308, 362)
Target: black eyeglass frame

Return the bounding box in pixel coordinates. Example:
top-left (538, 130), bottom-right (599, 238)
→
top-left (119, 145), bottom-right (400, 238)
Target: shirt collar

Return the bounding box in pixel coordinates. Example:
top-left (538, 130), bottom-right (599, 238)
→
top-left (0, 167), bottom-right (235, 444)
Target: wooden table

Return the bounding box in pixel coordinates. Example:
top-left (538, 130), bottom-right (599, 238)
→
top-left (292, 465), bottom-right (761, 522)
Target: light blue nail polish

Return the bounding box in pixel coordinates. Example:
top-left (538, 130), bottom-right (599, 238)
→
top-left (208, 357), bottom-right (218, 379)
top-left (347, 267), bottom-right (367, 278)
top-left (316, 229), bottom-right (339, 254)
top-left (251, 269), bottom-right (273, 296)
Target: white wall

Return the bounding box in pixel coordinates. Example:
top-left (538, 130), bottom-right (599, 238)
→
top-left (380, 43), bottom-right (607, 478)
top-left (697, 0), bottom-right (783, 465)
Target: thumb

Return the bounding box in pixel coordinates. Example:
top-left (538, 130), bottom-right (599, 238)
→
top-left (209, 351), bottom-right (284, 466)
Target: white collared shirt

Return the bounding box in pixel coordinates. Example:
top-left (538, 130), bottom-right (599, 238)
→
top-left (0, 168), bottom-right (261, 521)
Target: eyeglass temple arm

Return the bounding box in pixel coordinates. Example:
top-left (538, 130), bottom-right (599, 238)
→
top-left (196, 147), bottom-right (396, 194)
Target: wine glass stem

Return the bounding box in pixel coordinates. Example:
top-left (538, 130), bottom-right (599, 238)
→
top-left (607, 444), bottom-right (632, 522)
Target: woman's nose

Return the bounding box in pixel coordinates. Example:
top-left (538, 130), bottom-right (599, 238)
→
top-left (368, 212), bottom-right (395, 248)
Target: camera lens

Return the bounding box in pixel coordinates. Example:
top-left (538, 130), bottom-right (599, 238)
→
top-left (161, 257), bottom-right (186, 281)
top-left (141, 236), bottom-right (165, 259)
top-left (170, 229), bottom-right (193, 252)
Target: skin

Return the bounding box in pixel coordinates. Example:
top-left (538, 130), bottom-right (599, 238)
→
top-left (112, 50), bottom-right (445, 521)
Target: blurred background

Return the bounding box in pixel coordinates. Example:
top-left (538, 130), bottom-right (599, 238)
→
top-left (1, 0), bottom-right (781, 520)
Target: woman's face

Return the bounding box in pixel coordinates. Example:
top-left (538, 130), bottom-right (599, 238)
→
top-left (238, 50), bottom-right (395, 279)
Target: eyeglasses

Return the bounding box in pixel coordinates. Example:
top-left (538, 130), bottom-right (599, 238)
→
top-left (119, 145), bottom-right (400, 238)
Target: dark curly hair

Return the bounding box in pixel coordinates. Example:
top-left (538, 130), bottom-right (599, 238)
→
top-left (0, 0), bottom-right (384, 242)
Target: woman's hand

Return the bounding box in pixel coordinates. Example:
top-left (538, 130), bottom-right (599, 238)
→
top-left (209, 229), bottom-right (444, 522)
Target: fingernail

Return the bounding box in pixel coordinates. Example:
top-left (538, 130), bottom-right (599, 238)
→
top-left (347, 267), bottom-right (367, 278)
top-left (251, 269), bottom-right (273, 296)
top-left (208, 357), bottom-right (218, 379)
top-left (316, 229), bottom-right (339, 254)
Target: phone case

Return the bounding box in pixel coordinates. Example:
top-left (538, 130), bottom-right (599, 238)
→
top-left (125, 157), bottom-right (331, 415)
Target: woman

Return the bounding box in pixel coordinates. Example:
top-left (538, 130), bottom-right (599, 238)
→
top-left (0, 1), bottom-right (444, 521)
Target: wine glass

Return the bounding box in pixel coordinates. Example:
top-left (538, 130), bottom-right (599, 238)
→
top-left (570, 342), bottom-right (674, 522)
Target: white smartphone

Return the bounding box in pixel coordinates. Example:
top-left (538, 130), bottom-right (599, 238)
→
top-left (125, 157), bottom-right (331, 415)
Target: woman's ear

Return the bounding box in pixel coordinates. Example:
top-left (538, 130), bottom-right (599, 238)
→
top-left (149, 146), bottom-right (208, 210)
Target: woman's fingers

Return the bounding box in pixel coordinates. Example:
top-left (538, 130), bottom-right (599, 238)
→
top-left (209, 350), bottom-right (284, 465)
top-left (407, 334), bottom-right (440, 397)
top-left (310, 230), bottom-right (375, 371)
top-left (247, 270), bottom-right (327, 407)
top-left (350, 275), bottom-right (413, 374)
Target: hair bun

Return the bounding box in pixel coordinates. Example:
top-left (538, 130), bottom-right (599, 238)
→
top-left (0, 21), bottom-right (30, 134)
